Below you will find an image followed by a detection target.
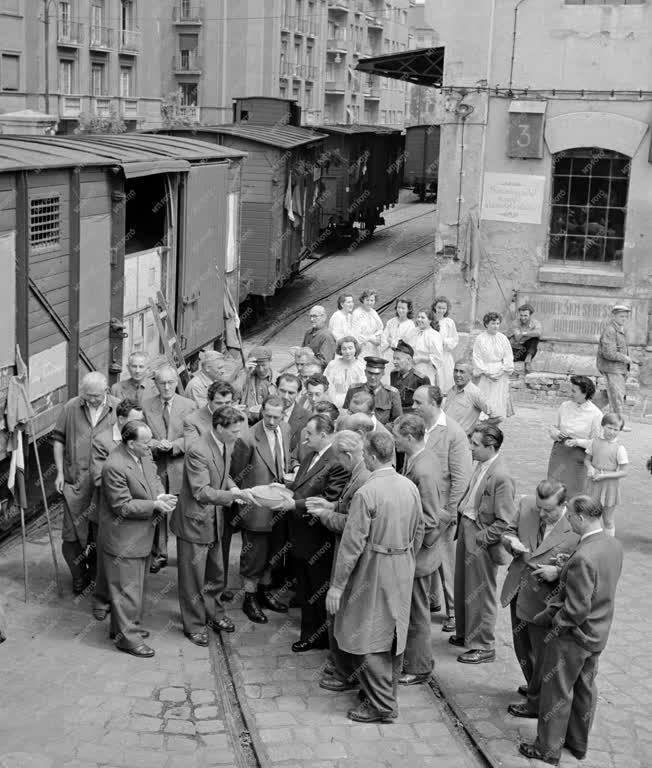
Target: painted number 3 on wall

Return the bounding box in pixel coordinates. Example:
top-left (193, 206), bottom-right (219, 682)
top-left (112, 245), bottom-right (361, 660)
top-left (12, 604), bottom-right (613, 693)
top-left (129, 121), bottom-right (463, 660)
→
top-left (516, 123), bottom-right (531, 148)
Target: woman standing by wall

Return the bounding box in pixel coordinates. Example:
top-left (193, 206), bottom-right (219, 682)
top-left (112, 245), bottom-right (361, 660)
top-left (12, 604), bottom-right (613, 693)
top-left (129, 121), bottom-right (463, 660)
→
top-left (432, 296), bottom-right (458, 393)
top-left (472, 312), bottom-right (514, 418)
top-left (352, 289), bottom-right (384, 359)
top-left (407, 309), bottom-right (444, 385)
top-left (329, 293), bottom-right (355, 342)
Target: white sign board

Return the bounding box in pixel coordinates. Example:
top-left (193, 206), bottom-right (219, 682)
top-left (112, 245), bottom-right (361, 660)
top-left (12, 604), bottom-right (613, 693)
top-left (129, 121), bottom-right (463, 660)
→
top-left (481, 173), bottom-right (546, 225)
top-left (29, 341), bottom-right (68, 401)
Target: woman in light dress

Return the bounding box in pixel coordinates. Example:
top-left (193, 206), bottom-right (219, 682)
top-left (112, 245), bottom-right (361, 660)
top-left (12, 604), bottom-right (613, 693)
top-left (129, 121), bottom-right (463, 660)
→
top-left (383, 298), bottom-right (416, 351)
top-left (432, 296), bottom-right (458, 393)
top-left (328, 293), bottom-right (355, 342)
top-left (407, 309), bottom-right (444, 385)
top-left (324, 335), bottom-right (367, 408)
top-left (351, 289), bottom-right (384, 359)
top-left (472, 311), bottom-right (514, 418)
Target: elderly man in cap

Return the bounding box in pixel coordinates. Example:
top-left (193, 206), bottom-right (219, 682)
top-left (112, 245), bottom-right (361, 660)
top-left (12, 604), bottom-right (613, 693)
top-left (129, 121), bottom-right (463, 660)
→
top-left (242, 346), bottom-right (275, 423)
top-left (343, 356), bottom-right (402, 425)
top-left (507, 303), bottom-right (542, 369)
top-left (184, 350), bottom-right (226, 409)
top-left (111, 351), bottom-right (156, 405)
top-left (303, 306), bottom-right (337, 367)
top-left (390, 340), bottom-right (430, 414)
top-left (597, 304), bottom-right (632, 431)
top-left (443, 361), bottom-right (501, 436)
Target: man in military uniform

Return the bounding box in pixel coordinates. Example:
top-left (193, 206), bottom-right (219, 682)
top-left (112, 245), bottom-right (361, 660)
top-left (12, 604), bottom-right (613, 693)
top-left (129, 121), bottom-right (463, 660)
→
top-left (342, 357), bottom-right (402, 425)
top-left (390, 341), bottom-right (430, 413)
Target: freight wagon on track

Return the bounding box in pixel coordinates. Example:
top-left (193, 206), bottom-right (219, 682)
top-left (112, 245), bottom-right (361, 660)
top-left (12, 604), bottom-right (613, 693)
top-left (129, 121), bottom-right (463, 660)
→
top-left (404, 124), bottom-right (440, 202)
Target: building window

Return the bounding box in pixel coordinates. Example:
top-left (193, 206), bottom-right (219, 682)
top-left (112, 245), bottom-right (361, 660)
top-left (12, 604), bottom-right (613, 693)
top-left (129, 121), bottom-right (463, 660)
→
top-left (91, 2), bottom-right (104, 42)
top-left (179, 82), bottom-right (197, 106)
top-left (59, 1), bottom-right (72, 35)
top-left (549, 148), bottom-right (629, 263)
top-left (30, 196), bottom-right (61, 250)
top-left (120, 66), bottom-right (133, 97)
top-left (305, 84), bottom-right (313, 108)
top-left (59, 59), bottom-right (74, 94)
top-left (1, 53), bottom-right (20, 91)
top-left (292, 82), bottom-right (300, 100)
top-left (121, 0), bottom-right (134, 31)
top-left (280, 84), bottom-right (287, 99)
top-left (90, 62), bottom-right (106, 95)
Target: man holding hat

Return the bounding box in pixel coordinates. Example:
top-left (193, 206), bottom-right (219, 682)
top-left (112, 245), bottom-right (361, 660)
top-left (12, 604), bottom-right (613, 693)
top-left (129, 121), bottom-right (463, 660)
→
top-left (390, 340), bottom-right (430, 413)
top-left (342, 356), bottom-right (403, 425)
top-left (596, 304), bottom-right (632, 431)
top-left (242, 346), bottom-right (275, 424)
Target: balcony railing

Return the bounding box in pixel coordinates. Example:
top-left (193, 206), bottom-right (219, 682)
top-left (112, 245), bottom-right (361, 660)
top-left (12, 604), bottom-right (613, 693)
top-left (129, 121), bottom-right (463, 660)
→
top-left (327, 1), bottom-right (349, 12)
top-left (326, 34), bottom-right (348, 52)
top-left (91, 97), bottom-right (113, 116)
top-left (119, 28), bottom-right (141, 52)
top-left (120, 98), bottom-right (139, 119)
top-left (57, 20), bottom-right (83, 46)
top-left (176, 105), bottom-right (200, 121)
top-left (280, 60), bottom-right (299, 77)
top-left (363, 74), bottom-right (380, 98)
top-left (173, 4), bottom-right (203, 23)
top-left (89, 25), bottom-right (113, 49)
top-left (173, 50), bottom-right (202, 73)
top-left (325, 79), bottom-right (346, 93)
top-left (366, 14), bottom-right (384, 29)
top-left (304, 64), bottom-right (318, 80)
top-left (59, 95), bottom-right (83, 118)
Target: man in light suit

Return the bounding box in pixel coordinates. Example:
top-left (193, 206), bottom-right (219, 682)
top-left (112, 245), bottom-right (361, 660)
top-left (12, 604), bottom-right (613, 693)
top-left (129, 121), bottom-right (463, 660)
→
top-left (520, 495), bottom-right (623, 765)
top-left (450, 423), bottom-right (516, 664)
top-left (229, 395), bottom-right (295, 623)
top-left (500, 480), bottom-right (579, 715)
top-left (276, 413), bottom-right (350, 652)
top-left (171, 406), bottom-right (255, 646)
top-left (413, 385), bottom-right (472, 630)
top-left (393, 414), bottom-right (448, 685)
top-left (100, 421), bottom-right (177, 657)
top-left (143, 364), bottom-right (197, 572)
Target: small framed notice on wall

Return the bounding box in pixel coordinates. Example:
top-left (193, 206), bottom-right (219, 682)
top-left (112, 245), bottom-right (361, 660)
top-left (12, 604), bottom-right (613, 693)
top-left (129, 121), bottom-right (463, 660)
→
top-left (507, 101), bottom-right (547, 159)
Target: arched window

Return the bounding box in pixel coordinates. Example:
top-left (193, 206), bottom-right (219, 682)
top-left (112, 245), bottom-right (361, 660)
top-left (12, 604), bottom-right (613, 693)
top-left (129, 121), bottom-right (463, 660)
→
top-left (548, 148), bottom-right (629, 264)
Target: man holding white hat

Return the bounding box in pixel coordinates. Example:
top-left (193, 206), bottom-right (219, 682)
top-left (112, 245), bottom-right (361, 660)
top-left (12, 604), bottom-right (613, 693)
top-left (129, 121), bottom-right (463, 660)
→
top-left (596, 304), bottom-right (632, 431)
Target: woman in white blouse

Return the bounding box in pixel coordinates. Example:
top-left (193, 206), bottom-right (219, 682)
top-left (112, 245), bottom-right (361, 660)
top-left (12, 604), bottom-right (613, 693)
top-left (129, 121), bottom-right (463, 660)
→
top-left (323, 335), bottom-right (366, 408)
top-left (407, 309), bottom-right (444, 385)
top-left (548, 375), bottom-right (603, 497)
top-left (328, 293), bottom-right (355, 342)
top-left (351, 289), bottom-right (384, 358)
top-left (383, 298), bottom-right (416, 351)
top-left (472, 311), bottom-right (514, 418)
top-left (432, 295), bottom-right (459, 392)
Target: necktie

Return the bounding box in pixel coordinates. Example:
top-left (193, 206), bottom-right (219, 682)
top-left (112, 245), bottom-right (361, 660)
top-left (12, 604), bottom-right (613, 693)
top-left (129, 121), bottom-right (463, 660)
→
top-left (273, 430), bottom-right (284, 480)
top-left (536, 520), bottom-right (547, 547)
top-left (162, 401), bottom-right (170, 436)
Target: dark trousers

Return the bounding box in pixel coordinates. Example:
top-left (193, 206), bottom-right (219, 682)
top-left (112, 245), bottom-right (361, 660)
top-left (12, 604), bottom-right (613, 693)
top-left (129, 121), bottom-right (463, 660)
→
top-left (103, 551), bottom-right (149, 649)
top-left (89, 521), bottom-right (110, 612)
top-left (535, 634), bottom-right (600, 761)
top-left (176, 537), bottom-right (225, 635)
top-left (151, 516), bottom-right (169, 561)
top-left (511, 336), bottom-right (539, 362)
top-left (269, 512), bottom-right (291, 587)
top-left (221, 507), bottom-right (237, 591)
top-left (62, 540), bottom-right (88, 585)
top-left (510, 597), bottom-right (533, 685)
top-left (403, 574), bottom-right (433, 675)
top-left (526, 622), bottom-right (550, 713)
top-left (294, 554), bottom-right (332, 643)
top-left (336, 640), bottom-right (402, 718)
top-left (430, 522), bottom-right (456, 616)
top-left (240, 529), bottom-right (271, 589)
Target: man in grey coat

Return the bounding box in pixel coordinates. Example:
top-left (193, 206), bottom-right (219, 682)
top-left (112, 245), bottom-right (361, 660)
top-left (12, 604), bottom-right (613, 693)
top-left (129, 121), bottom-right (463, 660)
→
top-left (326, 432), bottom-right (424, 723)
top-left (596, 304), bottom-right (632, 430)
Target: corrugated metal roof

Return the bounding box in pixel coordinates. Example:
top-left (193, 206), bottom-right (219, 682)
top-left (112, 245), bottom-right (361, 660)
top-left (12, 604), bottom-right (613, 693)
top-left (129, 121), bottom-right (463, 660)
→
top-left (178, 124), bottom-right (327, 150)
top-left (0, 133), bottom-right (245, 176)
top-left (317, 124), bottom-right (403, 135)
top-left (356, 47), bottom-right (445, 88)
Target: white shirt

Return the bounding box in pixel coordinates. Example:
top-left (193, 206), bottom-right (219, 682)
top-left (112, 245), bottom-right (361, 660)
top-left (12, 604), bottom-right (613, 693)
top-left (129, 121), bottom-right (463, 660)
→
top-left (282, 402), bottom-right (295, 424)
top-left (424, 410), bottom-right (447, 443)
top-left (462, 452), bottom-right (500, 521)
top-left (308, 444), bottom-right (329, 471)
top-left (112, 423), bottom-right (121, 443)
top-left (580, 527), bottom-right (603, 542)
top-left (210, 432), bottom-right (226, 458)
top-left (263, 424), bottom-right (284, 469)
top-left (542, 508), bottom-right (566, 540)
top-left (86, 398), bottom-right (107, 427)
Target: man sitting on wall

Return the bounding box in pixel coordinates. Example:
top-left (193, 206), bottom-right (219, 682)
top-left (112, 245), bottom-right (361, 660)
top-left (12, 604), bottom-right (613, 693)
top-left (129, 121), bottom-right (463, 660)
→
top-left (507, 303), bottom-right (542, 368)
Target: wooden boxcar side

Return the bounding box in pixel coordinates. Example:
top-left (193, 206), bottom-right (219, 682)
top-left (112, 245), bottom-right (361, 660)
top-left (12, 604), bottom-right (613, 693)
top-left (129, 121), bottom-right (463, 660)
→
top-left (404, 125), bottom-right (440, 200)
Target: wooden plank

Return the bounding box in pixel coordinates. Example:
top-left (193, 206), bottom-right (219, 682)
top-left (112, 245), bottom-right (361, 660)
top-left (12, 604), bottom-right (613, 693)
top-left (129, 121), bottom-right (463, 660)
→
top-left (68, 168), bottom-right (80, 396)
top-left (16, 171), bottom-right (28, 359)
top-left (108, 178), bottom-right (126, 385)
top-left (80, 196), bottom-right (111, 218)
top-left (0, 209), bottom-right (16, 231)
top-left (0, 189), bottom-right (16, 211)
top-left (30, 240), bottom-right (71, 265)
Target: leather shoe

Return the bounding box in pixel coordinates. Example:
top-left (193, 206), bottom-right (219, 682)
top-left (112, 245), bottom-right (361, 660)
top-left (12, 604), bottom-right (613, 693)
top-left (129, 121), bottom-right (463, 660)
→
top-left (207, 617), bottom-right (235, 633)
top-left (347, 703), bottom-right (396, 724)
top-left (221, 590), bottom-right (234, 602)
top-left (93, 607), bottom-right (109, 621)
top-left (518, 684), bottom-right (528, 697)
top-left (508, 703), bottom-right (537, 718)
top-left (257, 588), bottom-right (288, 613)
top-left (117, 643), bottom-right (155, 658)
top-left (442, 618), bottom-right (456, 633)
top-left (323, 661), bottom-right (335, 676)
top-left (185, 631), bottom-right (208, 647)
top-left (72, 577), bottom-right (90, 595)
top-left (292, 638), bottom-right (328, 653)
top-left (448, 635), bottom-right (465, 647)
top-left (564, 743), bottom-right (586, 760)
top-left (399, 672), bottom-right (431, 686)
top-left (110, 629), bottom-right (149, 640)
top-left (457, 649), bottom-right (495, 664)
top-left (429, 599), bottom-right (442, 613)
top-left (319, 677), bottom-right (357, 692)
top-left (518, 743), bottom-right (559, 765)
top-left (242, 594), bottom-right (268, 624)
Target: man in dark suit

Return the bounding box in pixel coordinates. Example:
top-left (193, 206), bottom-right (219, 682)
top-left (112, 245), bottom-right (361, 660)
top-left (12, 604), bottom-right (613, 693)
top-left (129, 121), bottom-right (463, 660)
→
top-left (143, 364), bottom-right (197, 572)
top-left (276, 413), bottom-right (350, 652)
top-left (171, 406), bottom-right (255, 646)
top-left (500, 480), bottom-right (579, 715)
top-left (390, 340), bottom-right (430, 413)
top-left (183, 380), bottom-right (237, 448)
top-left (520, 496), bottom-right (623, 765)
top-left (393, 414), bottom-right (448, 685)
top-left (451, 423), bottom-right (516, 664)
top-left (343, 356), bottom-right (403, 425)
top-left (100, 421), bottom-right (177, 657)
top-left (276, 373), bottom-right (311, 455)
top-left (229, 395), bottom-right (295, 623)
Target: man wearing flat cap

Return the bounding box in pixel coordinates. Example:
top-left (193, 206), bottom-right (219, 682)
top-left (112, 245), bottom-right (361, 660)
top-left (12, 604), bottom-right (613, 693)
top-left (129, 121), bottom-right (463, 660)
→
top-left (596, 304), bottom-right (632, 431)
top-left (242, 346), bottom-right (275, 424)
top-left (184, 350), bottom-right (226, 409)
top-left (343, 356), bottom-right (403, 425)
top-left (507, 304), bottom-right (542, 369)
top-left (390, 340), bottom-right (430, 414)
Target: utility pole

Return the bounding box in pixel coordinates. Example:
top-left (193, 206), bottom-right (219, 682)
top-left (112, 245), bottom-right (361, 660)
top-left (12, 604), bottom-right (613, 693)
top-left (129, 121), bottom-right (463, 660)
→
top-left (43, 0), bottom-right (57, 115)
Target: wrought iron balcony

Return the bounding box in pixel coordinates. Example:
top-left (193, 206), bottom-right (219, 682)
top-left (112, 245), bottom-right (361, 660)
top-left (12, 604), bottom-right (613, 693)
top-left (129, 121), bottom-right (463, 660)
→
top-left (173, 4), bottom-right (203, 24)
top-left (325, 79), bottom-right (346, 93)
top-left (89, 25), bottom-right (113, 50)
top-left (173, 50), bottom-right (202, 74)
top-left (119, 28), bottom-right (141, 53)
top-left (57, 20), bottom-right (83, 46)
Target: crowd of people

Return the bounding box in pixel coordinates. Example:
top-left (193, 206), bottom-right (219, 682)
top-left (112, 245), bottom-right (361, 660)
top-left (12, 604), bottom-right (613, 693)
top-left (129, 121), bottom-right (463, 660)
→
top-left (46, 293), bottom-right (632, 766)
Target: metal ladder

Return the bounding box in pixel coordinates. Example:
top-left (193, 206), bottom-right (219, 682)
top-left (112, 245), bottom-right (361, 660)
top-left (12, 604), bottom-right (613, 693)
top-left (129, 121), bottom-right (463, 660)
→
top-left (148, 290), bottom-right (190, 392)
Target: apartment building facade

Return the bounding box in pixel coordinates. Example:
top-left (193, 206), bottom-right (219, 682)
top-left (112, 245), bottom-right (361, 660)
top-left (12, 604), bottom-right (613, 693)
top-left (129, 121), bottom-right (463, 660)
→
top-left (0, 0), bottom-right (164, 133)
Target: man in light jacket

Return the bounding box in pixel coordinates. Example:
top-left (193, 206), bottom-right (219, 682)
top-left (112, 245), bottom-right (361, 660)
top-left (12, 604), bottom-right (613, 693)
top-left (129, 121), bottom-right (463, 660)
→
top-left (596, 304), bottom-right (632, 430)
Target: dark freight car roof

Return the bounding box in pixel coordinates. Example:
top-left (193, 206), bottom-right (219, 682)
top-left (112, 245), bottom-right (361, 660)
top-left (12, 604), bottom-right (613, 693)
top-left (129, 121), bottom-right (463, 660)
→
top-left (317, 124), bottom-right (403, 135)
top-left (188, 124), bottom-right (327, 150)
top-left (0, 134), bottom-right (245, 176)
top-left (356, 47), bottom-right (445, 87)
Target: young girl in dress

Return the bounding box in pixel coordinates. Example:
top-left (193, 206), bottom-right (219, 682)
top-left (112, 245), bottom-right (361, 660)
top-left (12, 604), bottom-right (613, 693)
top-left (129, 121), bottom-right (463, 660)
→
top-left (584, 413), bottom-right (629, 537)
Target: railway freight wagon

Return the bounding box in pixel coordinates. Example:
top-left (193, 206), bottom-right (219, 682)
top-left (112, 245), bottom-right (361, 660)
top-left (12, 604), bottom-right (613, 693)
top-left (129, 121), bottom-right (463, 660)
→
top-left (316, 124), bottom-right (405, 238)
top-left (404, 124), bottom-right (440, 201)
top-left (156, 103), bottom-right (327, 308)
top-left (0, 133), bottom-right (244, 525)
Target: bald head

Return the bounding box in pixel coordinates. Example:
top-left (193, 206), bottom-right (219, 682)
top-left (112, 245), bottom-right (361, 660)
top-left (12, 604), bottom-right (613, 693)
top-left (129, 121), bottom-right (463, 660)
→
top-left (309, 305), bottom-right (327, 330)
top-left (80, 372), bottom-right (108, 407)
top-left (337, 412), bottom-right (374, 436)
top-left (331, 429), bottom-right (364, 470)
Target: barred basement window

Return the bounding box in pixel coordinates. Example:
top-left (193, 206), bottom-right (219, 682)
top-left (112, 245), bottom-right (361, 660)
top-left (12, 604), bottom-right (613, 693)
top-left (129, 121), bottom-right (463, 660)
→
top-left (29, 196), bottom-right (61, 250)
top-left (548, 148), bottom-right (629, 263)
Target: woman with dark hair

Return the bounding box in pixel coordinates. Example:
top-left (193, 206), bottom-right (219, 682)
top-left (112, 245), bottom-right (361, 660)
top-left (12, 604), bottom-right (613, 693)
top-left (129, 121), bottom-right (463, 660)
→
top-left (328, 293), bottom-right (355, 342)
top-left (432, 296), bottom-right (459, 392)
top-left (352, 288), bottom-right (384, 358)
top-left (548, 374), bottom-right (603, 496)
top-left (324, 335), bottom-right (366, 408)
top-left (383, 298), bottom-right (416, 351)
top-left (406, 308), bottom-right (444, 385)
top-left (472, 311), bottom-right (514, 418)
